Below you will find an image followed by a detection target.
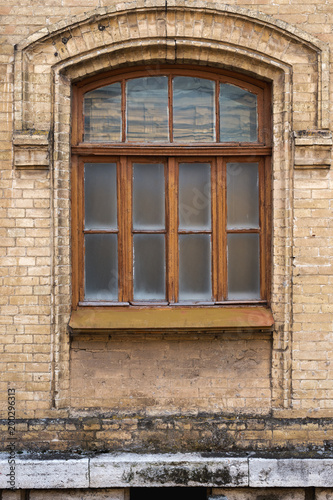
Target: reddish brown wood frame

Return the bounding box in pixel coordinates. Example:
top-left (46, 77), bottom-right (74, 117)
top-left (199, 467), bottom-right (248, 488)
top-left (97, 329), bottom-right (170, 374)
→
top-left (71, 65), bottom-right (272, 310)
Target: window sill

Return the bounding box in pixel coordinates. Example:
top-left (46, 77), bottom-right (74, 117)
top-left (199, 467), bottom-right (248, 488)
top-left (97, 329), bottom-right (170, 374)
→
top-left (68, 306), bottom-right (274, 334)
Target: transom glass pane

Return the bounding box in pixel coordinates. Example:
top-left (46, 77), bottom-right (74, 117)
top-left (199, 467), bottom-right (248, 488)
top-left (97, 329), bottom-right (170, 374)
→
top-left (227, 233), bottom-right (260, 300)
top-left (173, 77), bottom-right (215, 142)
top-left (126, 77), bottom-right (169, 142)
top-left (83, 77), bottom-right (261, 145)
top-left (84, 83), bottom-right (121, 142)
top-left (179, 234), bottom-right (212, 301)
top-left (84, 163), bottom-right (117, 230)
top-left (85, 234), bottom-right (118, 300)
top-left (133, 163), bottom-right (165, 230)
top-left (227, 162), bottom-right (259, 229)
top-left (179, 163), bottom-right (211, 230)
top-left (133, 234), bottom-right (165, 300)
top-left (220, 84), bottom-right (258, 142)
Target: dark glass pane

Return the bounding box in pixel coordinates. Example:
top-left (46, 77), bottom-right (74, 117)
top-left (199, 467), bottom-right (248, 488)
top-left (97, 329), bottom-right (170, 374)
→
top-left (85, 234), bottom-right (118, 300)
top-left (133, 234), bottom-right (165, 300)
top-left (84, 163), bottom-right (117, 230)
top-left (179, 163), bottom-right (211, 230)
top-left (173, 77), bottom-right (215, 142)
top-left (227, 233), bottom-right (260, 300)
top-left (84, 83), bottom-right (121, 142)
top-left (179, 234), bottom-right (211, 301)
top-left (220, 84), bottom-right (258, 142)
top-left (127, 77), bottom-right (169, 142)
top-left (133, 163), bottom-right (165, 230)
top-left (227, 162), bottom-right (259, 229)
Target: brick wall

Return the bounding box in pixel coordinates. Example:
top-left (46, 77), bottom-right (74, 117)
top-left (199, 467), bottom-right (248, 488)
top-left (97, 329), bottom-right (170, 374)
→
top-left (70, 333), bottom-right (271, 413)
top-left (0, 0), bottom-right (333, 458)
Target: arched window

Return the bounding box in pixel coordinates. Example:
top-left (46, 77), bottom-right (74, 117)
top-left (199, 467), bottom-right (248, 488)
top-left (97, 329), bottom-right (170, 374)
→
top-left (71, 67), bottom-right (271, 307)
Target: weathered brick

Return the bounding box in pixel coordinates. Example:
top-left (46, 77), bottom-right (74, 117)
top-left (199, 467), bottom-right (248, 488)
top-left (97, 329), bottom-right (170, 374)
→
top-left (0, 4), bottom-right (333, 494)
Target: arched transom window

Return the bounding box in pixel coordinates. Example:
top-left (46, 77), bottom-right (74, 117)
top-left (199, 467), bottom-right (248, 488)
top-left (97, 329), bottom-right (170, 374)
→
top-left (71, 67), bottom-right (271, 307)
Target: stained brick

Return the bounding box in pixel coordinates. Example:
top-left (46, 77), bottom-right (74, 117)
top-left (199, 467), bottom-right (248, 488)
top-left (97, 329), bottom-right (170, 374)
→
top-left (1, 1), bottom-right (333, 484)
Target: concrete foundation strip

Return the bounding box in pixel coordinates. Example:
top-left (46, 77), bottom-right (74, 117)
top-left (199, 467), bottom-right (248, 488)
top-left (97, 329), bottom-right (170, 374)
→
top-left (1, 454), bottom-right (333, 489)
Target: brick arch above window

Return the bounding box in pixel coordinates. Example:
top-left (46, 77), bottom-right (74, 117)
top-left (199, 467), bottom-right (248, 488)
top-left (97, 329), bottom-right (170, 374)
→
top-left (14, 0), bottom-right (329, 136)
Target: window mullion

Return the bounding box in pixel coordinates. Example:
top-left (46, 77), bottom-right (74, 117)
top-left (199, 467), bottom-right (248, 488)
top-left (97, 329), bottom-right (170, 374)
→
top-left (78, 158), bottom-right (85, 303)
top-left (259, 158), bottom-right (266, 301)
top-left (127, 157), bottom-right (134, 302)
top-left (119, 156), bottom-right (132, 302)
top-left (211, 159), bottom-right (218, 302)
top-left (117, 158), bottom-right (123, 302)
top-left (264, 156), bottom-right (272, 305)
top-left (121, 79), bottom-right (126, 143)
top-left (71, 155), bottom-right (80, 307)
top-left (169, 75), bottom-right (173, 143)
top-left (167, 157), bottom-right (178, 303)
top-left (217, 157), bottom-right (226, 301)
top-left (216, 81), bottom-right (220, 143)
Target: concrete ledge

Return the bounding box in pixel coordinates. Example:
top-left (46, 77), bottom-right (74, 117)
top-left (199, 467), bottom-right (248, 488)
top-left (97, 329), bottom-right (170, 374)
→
top-left (13, 132), bottom-right (50, 170)
top-left (90, 454), bottom-right (248, 488)
top-left (0, 458), bottom-right (89, 489)
top-left (294, 130), bottom-right (332, 146)
top-left (293, 130), bottom-right (332, 170)
top-left (1, 455), bottom-right (333, 489)
top-left (249, 458), bottom-right (333, 487)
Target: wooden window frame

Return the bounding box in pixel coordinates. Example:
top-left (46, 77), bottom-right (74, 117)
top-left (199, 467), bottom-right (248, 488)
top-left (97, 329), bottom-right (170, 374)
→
top-left (71, 65), bottom-right (272, 313)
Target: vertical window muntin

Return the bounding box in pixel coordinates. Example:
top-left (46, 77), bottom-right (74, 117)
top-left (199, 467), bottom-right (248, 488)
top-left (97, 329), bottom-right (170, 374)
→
top-left (74, 68), bottom-right (271, 307)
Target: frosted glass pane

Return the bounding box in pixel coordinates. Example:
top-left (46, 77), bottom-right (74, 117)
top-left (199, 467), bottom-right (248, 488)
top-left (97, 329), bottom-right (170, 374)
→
top-left (133, 235), bottom-right (165, 300)
top-left (127, 77), bottom-right (169, 142)
top-left (220, 84), bottom-right (258, 142)
top-left (227, 233), bottom-right (260, 300)
top-left (84, 83), bottom-right (121, 142)
top-left (179, 163), bottom-right (211, 229)
top-left (85, 234), bottom-right (118, 300)
top-left (133, 163), bottom-right (165, 229)
top-left (179, 235), bottom-right (211, 301)
top-left (173, 77), bottom-right (215, 142)
top-left (84, 163), bottom-right (117, 230)
top-left (227, 162), bottom-right (259, 229)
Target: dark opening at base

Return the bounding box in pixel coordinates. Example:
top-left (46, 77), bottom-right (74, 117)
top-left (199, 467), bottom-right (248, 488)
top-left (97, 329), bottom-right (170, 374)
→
top-left (130, 487), bottom-right (208, 500)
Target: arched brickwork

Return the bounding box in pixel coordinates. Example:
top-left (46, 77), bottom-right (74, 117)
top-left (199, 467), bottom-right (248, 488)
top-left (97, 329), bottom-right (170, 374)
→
top-left (14, 1), bottom-right (329, 131)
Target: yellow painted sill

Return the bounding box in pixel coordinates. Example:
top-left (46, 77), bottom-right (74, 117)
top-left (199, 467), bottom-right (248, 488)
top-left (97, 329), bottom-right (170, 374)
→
top-left (68, 306), bottom-right (274, 333)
